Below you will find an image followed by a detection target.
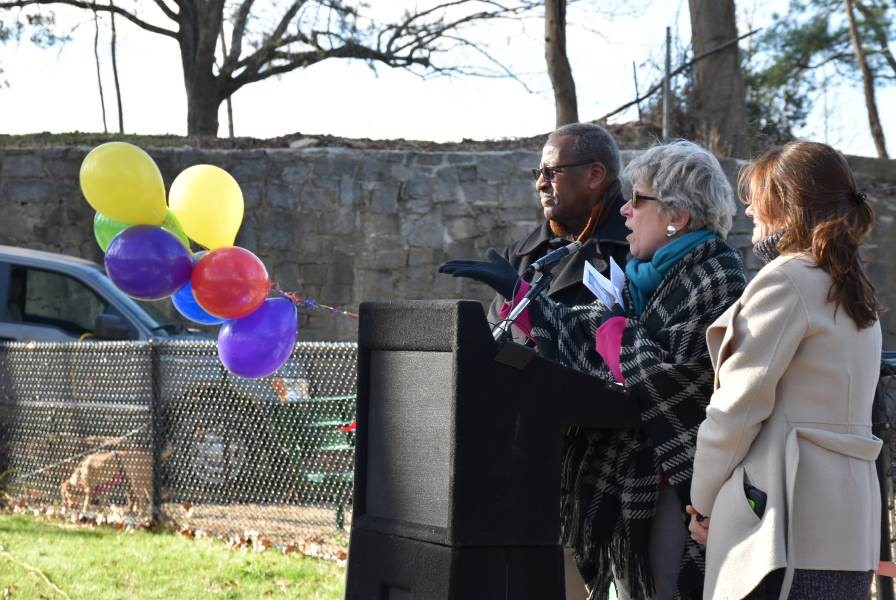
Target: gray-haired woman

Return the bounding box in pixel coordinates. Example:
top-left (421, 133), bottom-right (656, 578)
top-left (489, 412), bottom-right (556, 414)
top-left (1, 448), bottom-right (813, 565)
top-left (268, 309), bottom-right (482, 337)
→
top-left (440, 140), bottom-right (748, 600)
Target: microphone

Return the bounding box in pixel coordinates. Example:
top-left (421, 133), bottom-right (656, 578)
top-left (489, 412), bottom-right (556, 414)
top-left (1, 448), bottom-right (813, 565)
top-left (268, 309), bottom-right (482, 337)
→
top-left (525, 240), bottom-right (583, 273)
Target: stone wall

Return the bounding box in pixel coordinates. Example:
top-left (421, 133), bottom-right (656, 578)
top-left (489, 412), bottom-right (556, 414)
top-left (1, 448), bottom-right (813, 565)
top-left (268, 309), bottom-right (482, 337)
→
top-left (1, 145), bottom-right (894, 345)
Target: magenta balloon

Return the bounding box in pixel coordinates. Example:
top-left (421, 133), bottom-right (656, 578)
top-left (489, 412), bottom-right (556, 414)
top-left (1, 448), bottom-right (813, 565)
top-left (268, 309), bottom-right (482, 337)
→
top-left (104, 226), bottom-right (193, 300)
top-left (217, 297), bottom-right (298, 378)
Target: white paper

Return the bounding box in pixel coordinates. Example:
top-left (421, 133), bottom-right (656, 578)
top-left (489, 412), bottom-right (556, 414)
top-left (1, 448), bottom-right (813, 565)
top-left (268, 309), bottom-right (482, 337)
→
top-left (609, 257), bottom-right (625, 306)
top-left (582, 260), bottom-right (616, 306)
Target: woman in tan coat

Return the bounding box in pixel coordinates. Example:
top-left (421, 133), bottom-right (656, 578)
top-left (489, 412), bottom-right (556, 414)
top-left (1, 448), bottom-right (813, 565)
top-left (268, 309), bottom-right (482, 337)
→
top-left (686, 141), bottom-right (883, 600)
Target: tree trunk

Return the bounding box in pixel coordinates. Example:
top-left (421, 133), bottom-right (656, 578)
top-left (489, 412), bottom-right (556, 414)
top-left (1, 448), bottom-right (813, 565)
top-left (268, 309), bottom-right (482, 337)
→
top-left (110, 0), bottom-right (124, 134)
top-left (179, 1), bottom-right (225, 136)
top-left (219, 25), bottom-right (234, 138)
top-left (687, 0), bottom-right (748, 157)
top-left (92, 9), bottom-right (108, 133)
top-left (186, 78), bottom-right (222, 136)
top-left (846, 0), bottom-right (889, 158)
top-left (544, 0), bottom-right (578, 127)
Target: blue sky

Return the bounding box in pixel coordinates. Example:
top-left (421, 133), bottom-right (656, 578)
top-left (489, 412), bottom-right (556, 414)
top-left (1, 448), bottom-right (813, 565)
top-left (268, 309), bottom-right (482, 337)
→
top-left (0, 0), bottom-right (892, 157)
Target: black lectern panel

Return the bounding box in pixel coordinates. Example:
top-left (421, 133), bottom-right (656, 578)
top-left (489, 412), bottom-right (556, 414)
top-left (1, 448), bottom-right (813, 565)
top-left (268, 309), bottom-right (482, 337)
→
top-left (345, 529), bottom-right (563, 600)
top-left (366, 350), bottom-right (453, 530)
top-left (347, 300), bottom-right (637, 600)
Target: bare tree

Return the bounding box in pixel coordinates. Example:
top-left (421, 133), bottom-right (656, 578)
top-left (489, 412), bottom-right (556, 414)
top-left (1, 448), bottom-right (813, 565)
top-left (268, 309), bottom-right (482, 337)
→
top-left (0, 1), bottom-right (538, 136)
top-left (687, 0), bottom-right (748, 157)
top-left (109, 0), bottom-right (122, 133)
top-left (846, 0), bottom-right (889, 157)
top-left (91, 6), bottom-right (107, 132)
top-left (544, 0), bottom-right (576, 126)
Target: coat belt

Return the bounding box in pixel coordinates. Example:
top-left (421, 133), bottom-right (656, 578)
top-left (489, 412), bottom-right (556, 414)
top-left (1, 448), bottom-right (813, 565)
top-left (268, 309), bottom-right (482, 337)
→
top-left (779, 427), bottom-right (882, 599)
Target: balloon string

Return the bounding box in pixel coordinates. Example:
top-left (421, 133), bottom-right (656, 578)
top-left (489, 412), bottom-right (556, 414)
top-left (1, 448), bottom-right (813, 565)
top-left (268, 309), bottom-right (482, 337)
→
top-left (275, 287), bottom-right (359, 318)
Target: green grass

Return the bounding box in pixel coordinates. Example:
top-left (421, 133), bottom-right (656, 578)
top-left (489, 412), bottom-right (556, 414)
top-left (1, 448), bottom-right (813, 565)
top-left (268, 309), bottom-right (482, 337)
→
top-left (0, 513), bottom-right (345, 599)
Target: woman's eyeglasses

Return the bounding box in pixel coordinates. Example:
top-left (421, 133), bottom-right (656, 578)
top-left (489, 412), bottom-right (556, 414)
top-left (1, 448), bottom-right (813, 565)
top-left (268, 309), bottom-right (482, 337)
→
top-left (531, 159), bottom-right (596, 182)
top-left (631, 189), bottom-right (660, 208)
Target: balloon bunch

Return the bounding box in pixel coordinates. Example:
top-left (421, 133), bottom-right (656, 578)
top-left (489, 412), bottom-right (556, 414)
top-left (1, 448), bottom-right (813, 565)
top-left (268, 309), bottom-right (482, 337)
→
top-left (80, 142), bottom-right (297, 379)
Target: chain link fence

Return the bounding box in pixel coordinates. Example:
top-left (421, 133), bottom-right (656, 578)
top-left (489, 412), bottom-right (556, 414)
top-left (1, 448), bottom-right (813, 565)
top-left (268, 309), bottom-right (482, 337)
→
top-left (5, 339), bottom-right (896, 580)
top-left (877, 352), bottom-right (896, 600)
top-left (0, 340), bottom-right (357, 550)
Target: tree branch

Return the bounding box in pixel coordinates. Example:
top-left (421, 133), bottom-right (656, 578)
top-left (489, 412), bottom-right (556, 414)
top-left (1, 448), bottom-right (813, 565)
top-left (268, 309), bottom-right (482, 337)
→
top-left (854, 0), bottom-right (896, 77)
top-left (0, 0), bottom-right (178, 37)
top-left (381, 1), bottom-right (537, 58)
top-left (440, 33), bottom-right (536, 92)
top-left (226, 0), bottom-right (255, 67)
top-left (224, 0), bottom-right (540, 97)
top-left (150, 0), bottom-right (177, 21)
top-left (230, 1), bottom-right (302, 82)
top-left (597, 28), bottom-right (760, 122)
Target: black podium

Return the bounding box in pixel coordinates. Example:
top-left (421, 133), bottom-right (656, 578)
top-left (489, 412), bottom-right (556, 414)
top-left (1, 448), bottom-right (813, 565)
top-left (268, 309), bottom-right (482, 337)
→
top-left (345, 300), bottom-right (637, 600)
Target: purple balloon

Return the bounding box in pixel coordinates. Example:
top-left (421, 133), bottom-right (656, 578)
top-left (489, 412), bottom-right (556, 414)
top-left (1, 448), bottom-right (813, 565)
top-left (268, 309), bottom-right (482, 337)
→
top-left (105, 226), bottom-right (193, 300)
top-left (218, 297), bottom-right (298, 379)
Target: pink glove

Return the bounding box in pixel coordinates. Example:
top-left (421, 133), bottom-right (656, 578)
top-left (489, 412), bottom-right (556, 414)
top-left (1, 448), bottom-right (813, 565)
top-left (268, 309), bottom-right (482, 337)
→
top-left (497, 280), bottom-right (533, 337)
top-left (595, 315), bottom-right (626, 383)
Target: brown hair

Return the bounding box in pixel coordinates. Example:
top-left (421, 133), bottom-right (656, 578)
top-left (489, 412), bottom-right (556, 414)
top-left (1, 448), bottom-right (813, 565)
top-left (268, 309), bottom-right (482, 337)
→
top-left (738, 141), bottom-right (881, 329)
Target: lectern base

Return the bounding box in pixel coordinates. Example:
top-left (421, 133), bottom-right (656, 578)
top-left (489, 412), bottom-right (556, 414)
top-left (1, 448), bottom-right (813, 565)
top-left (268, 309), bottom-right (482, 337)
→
top-left (345, 528), bottom-right (565, 600)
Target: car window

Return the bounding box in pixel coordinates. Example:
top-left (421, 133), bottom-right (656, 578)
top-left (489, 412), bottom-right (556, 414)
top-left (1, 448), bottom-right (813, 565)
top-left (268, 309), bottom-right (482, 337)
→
top-left (11, 267), bottom-right (109, 334)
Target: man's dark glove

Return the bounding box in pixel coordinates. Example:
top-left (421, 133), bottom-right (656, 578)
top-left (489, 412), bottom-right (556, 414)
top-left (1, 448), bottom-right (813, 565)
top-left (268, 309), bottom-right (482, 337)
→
top-left (597, 302), bottom-right (627, 327)
top-left (438, 248), bottom-right (520, 300)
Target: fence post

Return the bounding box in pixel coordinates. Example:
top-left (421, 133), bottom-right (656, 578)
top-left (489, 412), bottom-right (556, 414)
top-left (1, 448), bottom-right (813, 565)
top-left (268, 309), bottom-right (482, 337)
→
top-left (148, 340), bottom-right (163, 528)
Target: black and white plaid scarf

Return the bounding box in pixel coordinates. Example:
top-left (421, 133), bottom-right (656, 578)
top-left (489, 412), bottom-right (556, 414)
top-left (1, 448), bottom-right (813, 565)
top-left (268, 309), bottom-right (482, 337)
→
top-left (529, 239), bottom-right (747, 600)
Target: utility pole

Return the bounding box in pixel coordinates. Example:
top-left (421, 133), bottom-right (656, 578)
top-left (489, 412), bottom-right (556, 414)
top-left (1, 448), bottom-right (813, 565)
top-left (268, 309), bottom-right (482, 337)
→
top-left (632, 61), bottom-right (642, 121)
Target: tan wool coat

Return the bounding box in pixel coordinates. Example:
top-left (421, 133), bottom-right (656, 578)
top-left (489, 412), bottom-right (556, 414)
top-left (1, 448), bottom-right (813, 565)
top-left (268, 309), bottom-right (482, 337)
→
top-left (690, 253), bottom-right (882, 600)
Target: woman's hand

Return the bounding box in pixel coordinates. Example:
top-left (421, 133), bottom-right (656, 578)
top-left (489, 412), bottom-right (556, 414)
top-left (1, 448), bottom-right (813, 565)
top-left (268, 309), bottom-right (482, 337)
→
top-left (685, 505), bottom-right (709, 545)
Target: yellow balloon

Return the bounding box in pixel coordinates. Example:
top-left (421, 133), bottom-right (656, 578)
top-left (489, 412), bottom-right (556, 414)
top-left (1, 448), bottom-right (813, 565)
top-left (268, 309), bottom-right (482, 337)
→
top-left (79, 142), bottom-right (167, 225)
top-left (168, 165), bottom-right (244, 250)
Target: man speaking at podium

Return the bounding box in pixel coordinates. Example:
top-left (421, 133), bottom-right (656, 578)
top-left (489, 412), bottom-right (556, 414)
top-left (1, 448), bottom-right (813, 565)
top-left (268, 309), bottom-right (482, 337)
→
top-left (485, 123), bottom-right (629, 598)
top-left (486, 122), bottom-right (629, 346)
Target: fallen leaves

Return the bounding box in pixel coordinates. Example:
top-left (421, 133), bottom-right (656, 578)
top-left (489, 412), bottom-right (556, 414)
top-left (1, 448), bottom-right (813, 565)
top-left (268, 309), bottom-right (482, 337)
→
top-left (1, 495), bottom-right (349, 566)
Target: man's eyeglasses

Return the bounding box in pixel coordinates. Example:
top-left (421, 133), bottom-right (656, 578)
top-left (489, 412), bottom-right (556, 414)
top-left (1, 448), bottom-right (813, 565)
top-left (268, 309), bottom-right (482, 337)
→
top-left (631, 189), bottom-right (660, 208)
top-left (531, 159), bottom-right (596, 182)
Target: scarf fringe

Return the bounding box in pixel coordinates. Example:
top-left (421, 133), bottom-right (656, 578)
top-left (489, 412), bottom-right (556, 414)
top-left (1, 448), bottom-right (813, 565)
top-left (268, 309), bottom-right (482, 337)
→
top-left (578, 533), bottom-right (655, 600)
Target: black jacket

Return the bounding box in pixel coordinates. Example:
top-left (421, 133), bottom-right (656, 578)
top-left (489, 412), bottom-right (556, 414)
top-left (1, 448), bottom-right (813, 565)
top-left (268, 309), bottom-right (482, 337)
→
top-left (486, 191), bottom-right (630, 337)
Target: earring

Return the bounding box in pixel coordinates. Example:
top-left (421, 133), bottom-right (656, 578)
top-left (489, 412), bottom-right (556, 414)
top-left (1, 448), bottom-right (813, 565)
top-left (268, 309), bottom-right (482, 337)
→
top-left (665, 225), bottom-right (678, 238)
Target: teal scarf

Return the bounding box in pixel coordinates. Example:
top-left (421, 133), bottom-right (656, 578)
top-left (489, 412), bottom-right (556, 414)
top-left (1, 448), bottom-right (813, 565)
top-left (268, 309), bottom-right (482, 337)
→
top-left (626, 229), bottom-right (717, 315)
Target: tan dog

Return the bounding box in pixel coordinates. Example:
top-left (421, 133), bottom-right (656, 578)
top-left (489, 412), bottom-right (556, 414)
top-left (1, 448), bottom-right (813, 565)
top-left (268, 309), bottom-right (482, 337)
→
top-left (60, 451), bottom-right (153, 513)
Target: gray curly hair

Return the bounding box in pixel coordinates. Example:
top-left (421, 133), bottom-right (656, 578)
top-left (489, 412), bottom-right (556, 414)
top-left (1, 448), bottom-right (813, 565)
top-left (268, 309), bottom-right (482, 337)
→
top-left (623, 140), bottom-right (737, 238)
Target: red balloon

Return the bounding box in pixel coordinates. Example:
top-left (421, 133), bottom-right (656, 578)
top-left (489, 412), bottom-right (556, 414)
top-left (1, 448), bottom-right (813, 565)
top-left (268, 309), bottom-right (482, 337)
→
top-left (191, 247), bottom-right (271, 319)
